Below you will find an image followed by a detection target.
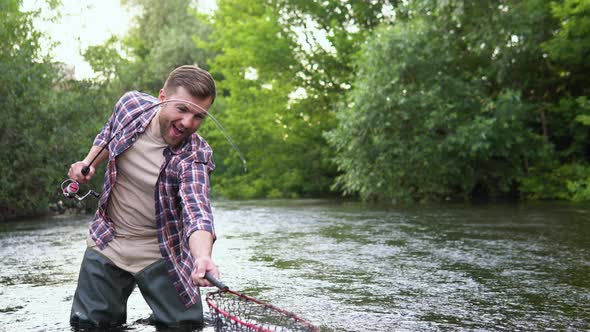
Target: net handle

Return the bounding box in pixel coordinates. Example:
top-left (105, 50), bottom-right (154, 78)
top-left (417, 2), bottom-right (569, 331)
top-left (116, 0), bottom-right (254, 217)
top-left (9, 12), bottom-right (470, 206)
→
top-left (204, 271), bottom-right (229, 290)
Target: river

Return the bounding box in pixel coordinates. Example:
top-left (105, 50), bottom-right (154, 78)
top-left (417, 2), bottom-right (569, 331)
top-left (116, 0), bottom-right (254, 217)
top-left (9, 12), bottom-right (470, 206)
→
top-left (0, 199), bottom-right (588, 331)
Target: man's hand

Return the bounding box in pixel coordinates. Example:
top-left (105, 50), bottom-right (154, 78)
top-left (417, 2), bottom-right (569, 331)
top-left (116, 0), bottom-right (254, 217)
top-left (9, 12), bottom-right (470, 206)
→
top-left (189, 230), bottom-right (218, 287)
top-left (68, 161), bottom-right (95, 184)
top-left (190, 256), bottom-right (219, 287)
top-left (68, 145), bottom-right (109, 184)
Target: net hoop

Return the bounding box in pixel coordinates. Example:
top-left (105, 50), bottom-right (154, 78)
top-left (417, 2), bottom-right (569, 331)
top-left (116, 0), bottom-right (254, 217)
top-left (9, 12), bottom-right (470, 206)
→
top-left (206, 289), bottom-right (320, 332)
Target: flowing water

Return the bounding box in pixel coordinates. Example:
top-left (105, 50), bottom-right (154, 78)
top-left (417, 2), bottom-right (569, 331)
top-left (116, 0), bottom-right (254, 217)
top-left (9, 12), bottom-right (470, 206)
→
top-left (0, 199), bottom-right (588, 331)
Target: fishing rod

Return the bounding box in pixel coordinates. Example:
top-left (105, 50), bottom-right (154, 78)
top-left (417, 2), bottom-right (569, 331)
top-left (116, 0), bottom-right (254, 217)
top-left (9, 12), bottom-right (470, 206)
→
top-left (62, 98), bottom-right (247, 201)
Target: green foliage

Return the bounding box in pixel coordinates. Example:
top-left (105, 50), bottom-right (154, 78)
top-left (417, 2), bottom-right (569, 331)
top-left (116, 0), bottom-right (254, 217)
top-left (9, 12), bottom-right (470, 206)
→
top-left (78, 0), bottom-right (216, 99)
top-left (197, 0), bottom-right (400, 199)
top-left (542, 0), bottom-right (590, 87)
top-left (521, 163), bottom-right (590, 201)
top-left (84, 36), bottom-right (129, 83)
top-left (538, 0), bottom-right (590, 163)
top-left (0, 1), bottom-right (115, 220)
top-left (518, 0), bottom-right (590, 200)
top-left (326, 1), bottom-right (555, 201)
top-left (5, 0), bottom-right (590, 221)
top-left (117, 0), bottom-right (215, 94)
top-left (574, 97), bottom-right (590, 125)
top-left (75, 0), bottom-right (341, 199)
top-left (202, 0), bottom-right (337, 198)
top-left (0, 1), bottom-right (57, 219)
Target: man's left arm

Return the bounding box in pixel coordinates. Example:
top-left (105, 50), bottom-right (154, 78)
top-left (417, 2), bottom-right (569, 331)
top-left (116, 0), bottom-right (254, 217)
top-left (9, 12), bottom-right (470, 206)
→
top-left (179, 153), bottom-right (218, 287)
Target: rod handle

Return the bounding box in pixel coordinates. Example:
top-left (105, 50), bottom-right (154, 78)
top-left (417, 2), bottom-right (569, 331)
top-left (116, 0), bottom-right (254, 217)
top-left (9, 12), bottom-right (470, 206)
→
top-left (81, 165), bottom-right (90, 176)
top-left (204, 271), bottom-right (229, 290)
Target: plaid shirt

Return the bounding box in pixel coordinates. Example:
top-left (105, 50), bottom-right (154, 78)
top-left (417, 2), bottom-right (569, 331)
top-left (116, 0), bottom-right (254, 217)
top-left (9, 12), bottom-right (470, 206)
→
top-left (89, 91), bottom-right (215, 307)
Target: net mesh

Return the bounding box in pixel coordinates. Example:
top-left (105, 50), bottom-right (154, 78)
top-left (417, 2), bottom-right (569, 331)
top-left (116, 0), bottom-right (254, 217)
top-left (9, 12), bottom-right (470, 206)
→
top-left (206, 290), bottom-right (319, 332)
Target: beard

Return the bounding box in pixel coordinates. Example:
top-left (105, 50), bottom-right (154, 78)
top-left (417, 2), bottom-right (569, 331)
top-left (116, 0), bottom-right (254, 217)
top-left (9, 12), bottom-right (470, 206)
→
top-left (160, 118), bottom-right (190, 147)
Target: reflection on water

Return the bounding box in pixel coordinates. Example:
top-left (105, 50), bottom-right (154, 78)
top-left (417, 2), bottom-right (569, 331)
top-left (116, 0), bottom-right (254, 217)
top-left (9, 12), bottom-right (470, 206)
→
top-left (0, 200), bottom-right (588, 331)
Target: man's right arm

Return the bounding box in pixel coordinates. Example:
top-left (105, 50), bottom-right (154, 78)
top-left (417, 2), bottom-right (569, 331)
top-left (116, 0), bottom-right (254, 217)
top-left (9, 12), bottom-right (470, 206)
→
top-left (68, 145), bottom-right (109, 184)
top-left (68, 93), bottom-right (124, 184)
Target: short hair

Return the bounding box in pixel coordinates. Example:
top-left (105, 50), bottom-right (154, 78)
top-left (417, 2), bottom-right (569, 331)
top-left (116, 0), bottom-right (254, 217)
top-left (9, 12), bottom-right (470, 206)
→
top-left (163, 65), bottom-right (217, 104)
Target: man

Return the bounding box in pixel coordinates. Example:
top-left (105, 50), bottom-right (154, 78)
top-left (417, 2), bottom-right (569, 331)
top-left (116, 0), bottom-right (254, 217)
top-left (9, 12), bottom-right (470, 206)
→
top-left (67, 65), bottom-right (219, 328)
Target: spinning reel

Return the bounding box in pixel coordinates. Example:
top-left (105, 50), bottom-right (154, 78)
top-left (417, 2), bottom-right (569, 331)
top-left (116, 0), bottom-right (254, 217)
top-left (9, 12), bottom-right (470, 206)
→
top-left (61, 179), bottom-right (100, 201)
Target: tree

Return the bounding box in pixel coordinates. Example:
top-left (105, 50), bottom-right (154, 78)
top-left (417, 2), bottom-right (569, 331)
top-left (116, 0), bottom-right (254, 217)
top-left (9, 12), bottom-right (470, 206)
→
top-left (520, 0), bottom-right (590, 201)
top-left (326, 0), bottom-right (556, 201)
top-left (202, 0), bottom-right (328, 198)
top-left (0, 0), bottom-right (66, 219)
top-left (118, 0), bottom-right (215, 94)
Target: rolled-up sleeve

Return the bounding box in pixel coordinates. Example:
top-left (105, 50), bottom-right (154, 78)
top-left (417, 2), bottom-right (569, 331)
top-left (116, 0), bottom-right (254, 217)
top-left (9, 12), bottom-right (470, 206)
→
top-left (93, 118), bottom-right (113, 148)
top-left (92, 93), bottom-right (132, 147)
top-left (179, 151), bottom-right (216, 241)
top-left (93, 111), bottom-right (115, 147)
top-left (93, 91), bottom-right (147, 148)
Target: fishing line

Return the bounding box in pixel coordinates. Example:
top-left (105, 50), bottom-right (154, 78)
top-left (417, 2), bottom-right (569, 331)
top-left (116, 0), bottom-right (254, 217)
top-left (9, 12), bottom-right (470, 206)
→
top-left (64, 98), bottom-right (247, 200)
top-left (82, 98), bottom-right (247, 175)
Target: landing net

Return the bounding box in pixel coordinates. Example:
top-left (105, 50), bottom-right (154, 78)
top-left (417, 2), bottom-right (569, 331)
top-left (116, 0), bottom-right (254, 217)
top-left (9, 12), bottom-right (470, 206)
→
top-left (206, 289), bottom-right (319, 332)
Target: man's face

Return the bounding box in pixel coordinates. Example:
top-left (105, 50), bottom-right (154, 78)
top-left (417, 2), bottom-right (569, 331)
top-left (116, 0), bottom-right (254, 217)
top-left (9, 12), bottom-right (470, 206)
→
top-left (158, 86), bottom-right (212, 147)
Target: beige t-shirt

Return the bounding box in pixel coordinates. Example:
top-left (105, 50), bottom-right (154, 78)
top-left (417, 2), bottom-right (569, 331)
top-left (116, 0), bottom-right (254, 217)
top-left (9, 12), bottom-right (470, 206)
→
top-left (87, 111), bottom-right (167, 273)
